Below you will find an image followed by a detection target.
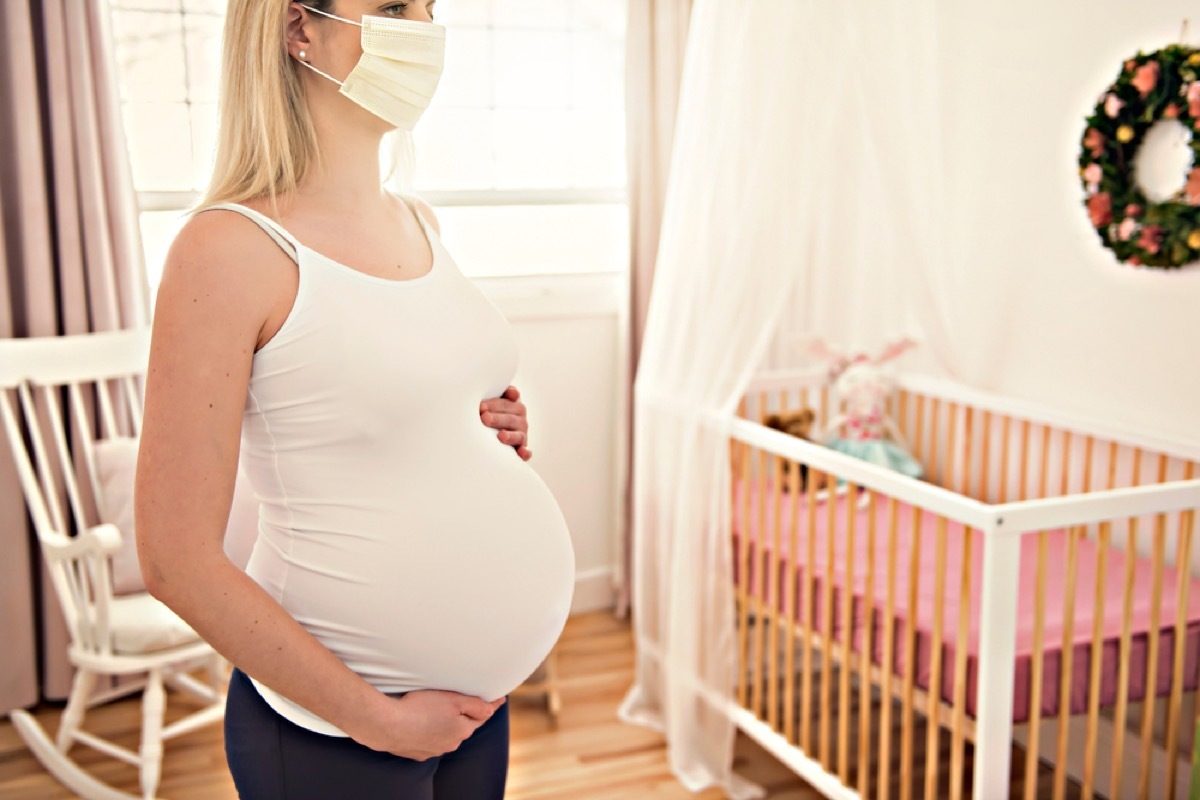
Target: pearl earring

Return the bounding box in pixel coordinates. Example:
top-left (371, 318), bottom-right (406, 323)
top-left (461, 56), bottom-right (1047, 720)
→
top-left (298, 49), bottom-right (307, 60)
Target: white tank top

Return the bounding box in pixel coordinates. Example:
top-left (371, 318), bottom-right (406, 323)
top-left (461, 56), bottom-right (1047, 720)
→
top-left (199, 199), bottom-right (576, 736)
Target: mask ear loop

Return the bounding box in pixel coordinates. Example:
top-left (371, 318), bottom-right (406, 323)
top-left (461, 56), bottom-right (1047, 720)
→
top-left (298, 5), bottom-right (364, 27)
top-left (296, 56), bottom-right (346, 87)
top-left (294, 5), bottom-right (363, 87)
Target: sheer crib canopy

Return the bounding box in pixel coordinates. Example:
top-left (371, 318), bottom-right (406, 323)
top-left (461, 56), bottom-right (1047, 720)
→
top-left (616, 0), bottom-right (950, 795)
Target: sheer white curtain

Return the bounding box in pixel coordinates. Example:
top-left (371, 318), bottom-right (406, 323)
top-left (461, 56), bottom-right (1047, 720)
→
top-left (617, 1), bottom-right (950, 795)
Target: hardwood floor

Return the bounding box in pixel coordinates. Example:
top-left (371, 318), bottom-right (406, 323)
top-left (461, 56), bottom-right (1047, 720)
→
top-left (0, 611), bottom-right (820, 799)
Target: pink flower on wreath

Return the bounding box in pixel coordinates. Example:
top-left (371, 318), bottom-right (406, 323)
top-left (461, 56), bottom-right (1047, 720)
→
top-left (1131, 61), bottom-right (1160, 97)
top-left (1129, 255), bottom-right (1142, 266)
top-left (1137, 224), bottom-right (1164, 254)
top-left (1164, 103), bottom-right (1180, 119)
top-left (1083, 127), bottom-right (1106, 157)
top-left (1087, 192), bottom-right (1112, 228)
top-left (1125, 203), bottom-right (1143, 217)
top-left (1187, 82), bottom-right (1200, 118)
top-left (1082, 163), bottom-right (1102, 191)
top-left (1104, 94), bottom-right (1125, 117)
top-left (1186, 167), bottom-right (1200, 204)
top-left (1117, 217), bottom-right (1138, 241)
top-left (1124, 59), bottom-right (1137, 72)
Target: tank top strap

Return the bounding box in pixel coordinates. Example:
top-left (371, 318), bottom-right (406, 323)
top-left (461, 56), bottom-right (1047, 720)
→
top-left (394, 193), bottom-right (435, 239)
top-left (199, 203), bottom-right (301, 264)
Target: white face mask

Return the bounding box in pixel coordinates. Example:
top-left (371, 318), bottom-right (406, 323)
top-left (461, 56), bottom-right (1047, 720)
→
top-left (297, 6), bottom-right (445, 131)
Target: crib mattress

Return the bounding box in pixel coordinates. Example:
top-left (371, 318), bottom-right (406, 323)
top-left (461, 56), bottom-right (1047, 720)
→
top-left (731, 479), bottom-right (1200, 722)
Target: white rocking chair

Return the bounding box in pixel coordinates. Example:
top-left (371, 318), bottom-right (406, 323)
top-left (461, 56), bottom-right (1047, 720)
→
top-left (0, 328), bottom-right (225, 800)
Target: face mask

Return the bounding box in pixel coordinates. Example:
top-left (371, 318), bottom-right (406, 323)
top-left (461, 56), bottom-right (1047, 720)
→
top-left (297, 6), bottom-right (445, 131)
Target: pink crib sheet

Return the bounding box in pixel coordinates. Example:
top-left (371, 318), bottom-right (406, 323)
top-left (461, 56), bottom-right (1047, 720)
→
top-left (731, 479), bottom-right (1200, 722)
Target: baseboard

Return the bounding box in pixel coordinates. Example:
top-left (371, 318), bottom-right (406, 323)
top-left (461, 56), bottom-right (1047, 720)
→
top-left (571, 566), bottom-right (616, 614)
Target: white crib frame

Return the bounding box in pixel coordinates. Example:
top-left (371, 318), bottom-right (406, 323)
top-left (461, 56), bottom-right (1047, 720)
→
top-left (703, 368), bottom-right (1200, 799)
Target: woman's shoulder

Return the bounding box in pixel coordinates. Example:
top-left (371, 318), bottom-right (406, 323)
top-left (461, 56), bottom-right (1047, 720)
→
top-left (173, 200), bottom-right (296, 266)
top-left (157, 202), bottom-right (298, 319)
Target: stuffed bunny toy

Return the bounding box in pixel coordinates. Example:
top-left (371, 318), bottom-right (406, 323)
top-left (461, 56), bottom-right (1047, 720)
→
top-left (813, 338), bottom-right (923, 480)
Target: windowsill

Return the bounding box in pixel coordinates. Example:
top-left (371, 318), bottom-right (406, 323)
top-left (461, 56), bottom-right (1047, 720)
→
top-left (473, 271), bottom-right (624, 320)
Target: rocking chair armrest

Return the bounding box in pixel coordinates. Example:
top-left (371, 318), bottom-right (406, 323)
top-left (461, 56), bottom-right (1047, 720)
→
top-left (86, 523), bottom-right (124, 556)
top-left (40, 523), bottom-right (124, 559)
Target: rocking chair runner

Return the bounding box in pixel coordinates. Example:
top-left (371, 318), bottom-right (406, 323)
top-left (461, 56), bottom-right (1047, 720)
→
top-left (0, 328), bottom-right (225, 800)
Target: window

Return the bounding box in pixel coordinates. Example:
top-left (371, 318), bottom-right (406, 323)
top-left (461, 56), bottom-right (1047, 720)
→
top-left (109, 0), bottom-right (628, 292)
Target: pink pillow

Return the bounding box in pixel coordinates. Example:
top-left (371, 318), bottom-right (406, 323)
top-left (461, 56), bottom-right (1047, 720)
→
top-left (93, 437), bottom-right (259, 595)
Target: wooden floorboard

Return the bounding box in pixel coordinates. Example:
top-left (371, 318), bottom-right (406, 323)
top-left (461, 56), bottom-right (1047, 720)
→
top-left (0, 611), bottom-right (821, 799)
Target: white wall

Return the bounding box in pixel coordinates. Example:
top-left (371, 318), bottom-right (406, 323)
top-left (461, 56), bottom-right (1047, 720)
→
top-left (934, 3), bottom-right (1200, 449)
top-left (479, 274), bottom-right (624, 613)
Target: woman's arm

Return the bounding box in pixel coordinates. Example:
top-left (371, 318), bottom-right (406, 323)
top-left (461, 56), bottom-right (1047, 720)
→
top-left (135, 212), bottom-right (499, 758)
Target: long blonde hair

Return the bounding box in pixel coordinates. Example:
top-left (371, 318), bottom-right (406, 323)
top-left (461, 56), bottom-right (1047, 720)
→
top-left (199, 0), bottom-right (334, 210)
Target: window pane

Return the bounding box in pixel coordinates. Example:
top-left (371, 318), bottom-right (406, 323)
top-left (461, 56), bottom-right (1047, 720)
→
top-left (493, 30), bottom-right (571, 110)
top-left (184, 12), bottom-right (223, 104)
top-left (138, 210), bottom-right (190, 303)
top-left (439, 28), bottom-right (493, 109)
top-left (123, 103), bottom-right (193, 190)
top-left (499, 0), bottom-right (570, 30)
top-left (437, 0), bottom-right (492, 26)
top-left (413, 109), bottom-right (497, 190)
top-left (111, 11), bottom-right (186, 102)
top-left (491, 109), bottom-right (572, 189)
top-left (435, 204), bottom-right (628, 278)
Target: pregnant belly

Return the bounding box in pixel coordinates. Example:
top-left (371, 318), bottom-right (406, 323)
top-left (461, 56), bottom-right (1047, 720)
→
top-left (250, 448), bottom-right (576, 703)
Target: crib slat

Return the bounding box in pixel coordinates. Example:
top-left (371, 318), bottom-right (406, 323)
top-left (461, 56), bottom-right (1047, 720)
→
top-left (929, 399), bottom-right (941, 488)
top-left (949, 525), bottom-right (973, 800)
top-left (802, 467), bottom-right (820, 755)
top-left (913, 395), bottom-right (926, 484)
top-left (1106, 440), bottom-right (1119, 491)
top-left (878, 497), bottom-right (900, 800)
top-left (900, 505), bottom-right (923, 800)
top-left (1163, 499), bottom-right (1195, 799)
top-left (768, 455), bottom-right (784, 731)
top-left (1110, 454), bottom-right (1142, 796)
top-left (737, 442), bottom-right (752, 709)
top-left (922, 515), bottom-right (949, 800)
top-left (752, 449), bottom-right (769, 718)
top-left (1052, 525), bottom-right (1082, 800)
top-left (1024, 531), bottom-right (1049, 800)
top-left (1136, 457), bottom-right (1169, 800)
top-left (783, 461), bottom-right (801, 745)
top-left (944, 402), bottom-right (957, 492)
top-left (979, 410), bottom-right (992, 502)
top-left (999, 415), bottom-right (1012, 502)
top-left (1018, 419), bottom-right (1031, 500)
top-left (857, 490), bottom-right (878, 799)
top-left (1081, 521), bottom-right (1112, 799)
top-left (820, 475), bottom-right (837, 766)
top-left (960, 406), bottom-right (973, 497)
top-left (1038, 424), bottom-right (1052, 501)
top-left (1059, 431), bottom-right (1072, 497)
top-left (838, 482), bottom-right (857, 783)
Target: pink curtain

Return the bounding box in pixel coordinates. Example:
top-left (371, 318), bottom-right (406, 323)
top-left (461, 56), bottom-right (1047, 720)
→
top-left (616, 0), bottom-right (694, 618)
top-left (0, 0), bottom-right (149, 713)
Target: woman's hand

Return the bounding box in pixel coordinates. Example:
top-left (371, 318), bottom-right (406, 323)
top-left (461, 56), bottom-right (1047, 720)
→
top-left (356, 691), bottom-right (506, 761)
top-left (480, 385), bottom-right (531, 461)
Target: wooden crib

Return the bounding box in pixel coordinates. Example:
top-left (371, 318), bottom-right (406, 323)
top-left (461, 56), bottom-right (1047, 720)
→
top-left (728, 369), bottom-right (1200, 800)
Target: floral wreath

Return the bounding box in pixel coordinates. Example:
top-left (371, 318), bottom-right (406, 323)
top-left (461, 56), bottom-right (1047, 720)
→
top-left (1080, 44), bottom-right (1200, 269)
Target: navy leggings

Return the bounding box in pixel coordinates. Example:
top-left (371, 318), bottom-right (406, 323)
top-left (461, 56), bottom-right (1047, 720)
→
top-left (224, 668), bottom-right (509, 799)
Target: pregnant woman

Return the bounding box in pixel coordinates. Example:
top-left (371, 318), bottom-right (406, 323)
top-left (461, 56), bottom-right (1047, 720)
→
top-left (134, 1), bottom-right (576, 797)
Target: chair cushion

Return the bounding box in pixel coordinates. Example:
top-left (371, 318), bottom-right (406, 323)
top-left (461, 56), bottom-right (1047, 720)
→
top-left (93, 437), bottom-right (260, 594)
top-left (109, 592), bottom-right (202, 654)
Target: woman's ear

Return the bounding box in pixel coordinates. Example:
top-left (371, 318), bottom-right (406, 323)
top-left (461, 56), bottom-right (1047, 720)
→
top-left (286, 3), bottom-right (316, 61)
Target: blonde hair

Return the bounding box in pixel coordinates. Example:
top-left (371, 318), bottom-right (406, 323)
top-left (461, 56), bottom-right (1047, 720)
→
top-left (199, 0), bottom-right (334, 211)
